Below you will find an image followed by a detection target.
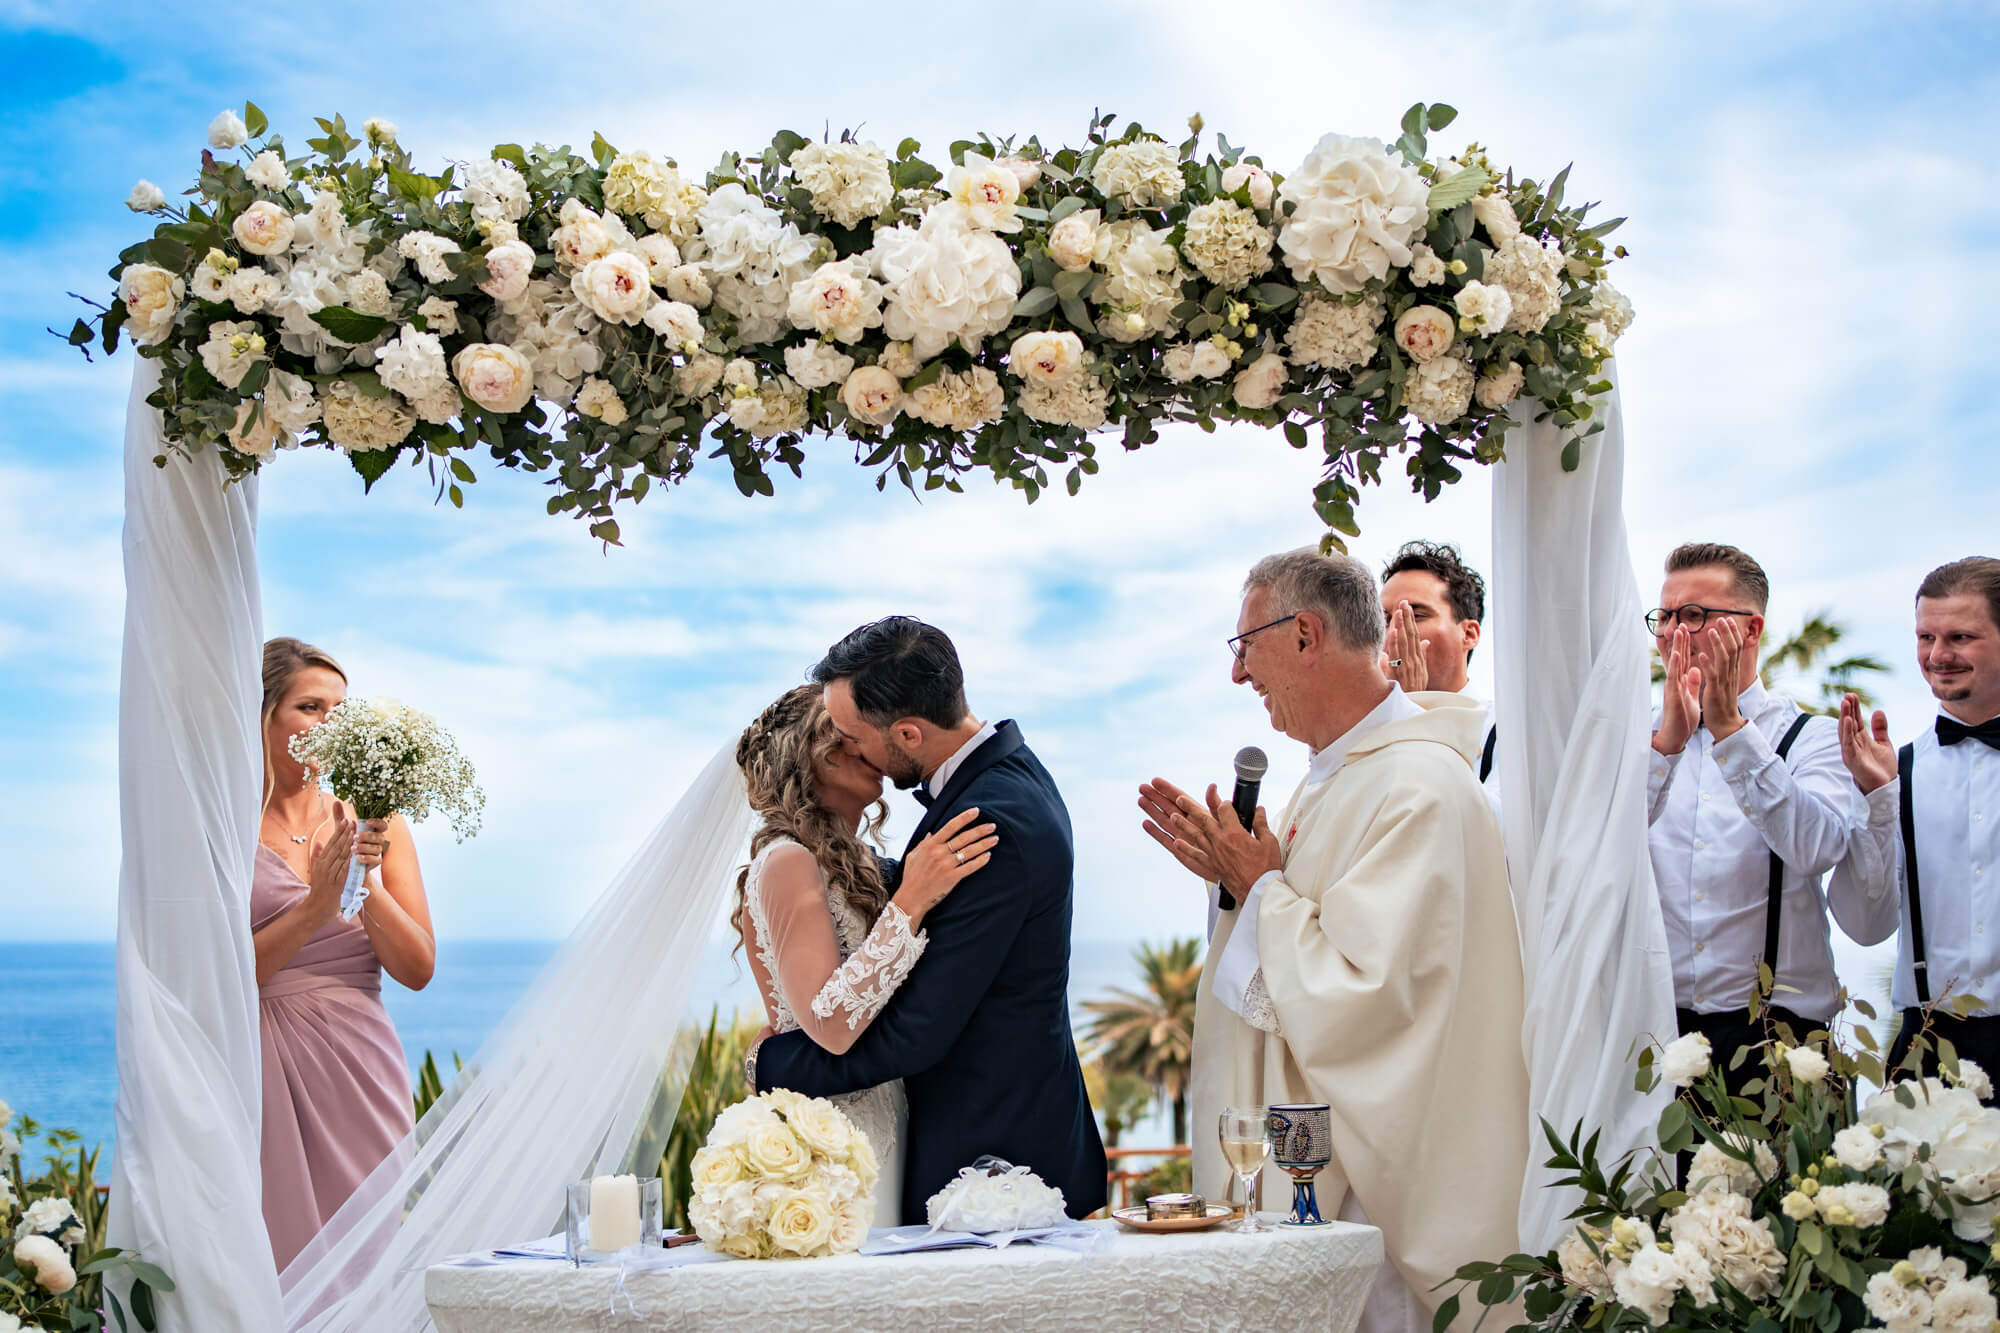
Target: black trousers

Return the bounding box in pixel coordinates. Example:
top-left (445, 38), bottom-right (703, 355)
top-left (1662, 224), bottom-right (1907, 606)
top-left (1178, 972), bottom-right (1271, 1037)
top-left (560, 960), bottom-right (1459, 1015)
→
top-left (1886, 1007), bottom-right (2000, 1081)
top-left (1675, 1006), bottom-right (1829, 1101)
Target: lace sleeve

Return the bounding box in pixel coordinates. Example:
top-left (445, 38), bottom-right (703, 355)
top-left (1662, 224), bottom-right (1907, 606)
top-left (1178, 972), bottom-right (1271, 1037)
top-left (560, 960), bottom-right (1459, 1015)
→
top-left (808, 904), bottom-right (927, 1036)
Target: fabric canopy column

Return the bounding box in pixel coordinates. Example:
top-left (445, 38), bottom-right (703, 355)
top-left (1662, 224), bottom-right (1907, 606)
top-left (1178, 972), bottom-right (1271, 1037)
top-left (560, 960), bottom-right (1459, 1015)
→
top-left (106, 360), bottom-right (283, 1328)
top-left (1491, 371), bottom-right (1677, 1252)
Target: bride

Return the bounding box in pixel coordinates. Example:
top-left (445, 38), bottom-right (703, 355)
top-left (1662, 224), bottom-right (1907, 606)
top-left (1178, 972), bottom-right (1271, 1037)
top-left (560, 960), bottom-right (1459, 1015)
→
top-left (732, 685), bottom-right (995, 1225)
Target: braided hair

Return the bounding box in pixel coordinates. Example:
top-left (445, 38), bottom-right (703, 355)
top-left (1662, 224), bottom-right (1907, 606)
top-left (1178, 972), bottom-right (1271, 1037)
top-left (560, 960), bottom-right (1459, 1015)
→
top-left (732, 684), bottom-right (890, 947)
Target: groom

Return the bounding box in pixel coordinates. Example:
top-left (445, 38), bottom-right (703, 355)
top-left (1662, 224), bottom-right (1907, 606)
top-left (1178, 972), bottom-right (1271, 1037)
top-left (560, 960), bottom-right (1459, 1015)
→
top-left (748, 617), bottom-right (1108, 1222)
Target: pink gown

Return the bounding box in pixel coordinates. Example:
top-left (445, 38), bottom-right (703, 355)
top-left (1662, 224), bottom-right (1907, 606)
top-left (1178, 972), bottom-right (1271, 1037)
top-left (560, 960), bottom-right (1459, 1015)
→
top-left (253, 845), bottom-right (414, 1273)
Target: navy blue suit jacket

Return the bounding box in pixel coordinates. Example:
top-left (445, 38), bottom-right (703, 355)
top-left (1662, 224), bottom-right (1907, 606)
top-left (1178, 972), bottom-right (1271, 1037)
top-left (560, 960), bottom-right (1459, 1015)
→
top-left (755, 721), bottom-right (1108, 1223)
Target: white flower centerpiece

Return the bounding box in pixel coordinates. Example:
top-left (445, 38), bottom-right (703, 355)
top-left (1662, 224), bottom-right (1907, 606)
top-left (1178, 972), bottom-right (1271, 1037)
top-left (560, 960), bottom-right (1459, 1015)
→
top-left (1442, 999), bottom-right (2000, 1331)
top-left (687, 1090), bottom-right (877, 1260)
top-left (286, 696), bottom-right (483, 918)
top-left (76, 100), bottom-right (1631, 550)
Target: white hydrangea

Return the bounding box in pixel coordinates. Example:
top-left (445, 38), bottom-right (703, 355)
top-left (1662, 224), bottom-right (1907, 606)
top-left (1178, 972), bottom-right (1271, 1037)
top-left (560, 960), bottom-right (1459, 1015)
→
top-left (486, 278), bottom-right (601, 407)
top-left (1685, 1133), bottom-right (1777, 1196)
top-left (461, 158), bottom-right (530, 227)
top-left (1585, 281), bottom-right (1636, 347)
top-left (698, 184), bottom-right (820, 345)
top-left (1276, 134), bottom-right (1430, 294)
top-left (783, 343), bottom-right (856, 390)
top-left (787, 258), bottom-right (885, 344)
top-left (1180, 199), bottom-right (1274, 291)
top-left (675, 351), bottom-right (725, 399)
top-left (1403, 354), bottom-right (1474, 427)
top-left (1090, 139), bottom-right (1185, 207)
top-left (196, 319), bottom-right (267, 390)
top-left (1286, 293), bottom-right (1384, 372)
top-left (17, 1196), bottom-right (83, 1246)
top-left (574, 376), bottom-right (628, 426)
top-left (904, 366), bottom-right (1005, 430)
top-left (319, 378), bottom-right (416, 451)
top-left (603, 152), bottom-right (709, 247)
top-left (871, 206), bottom-right (1020, 359)
top-left (208, 110), bottom-right (249, 150)
top-left (1019, 374), bottom-right (1109, 430)
top-left (376, 326), bottom-right (451, 407)
top-left (726, 374), bottom-right (808, 437)
top-left (1484, 234), bottom-right (1564, 334)
top-left (397, 231), bottom-right (462, 285)
top-left (790, 140), bottom-right (895, 229)
top-left (245, 151), bottom-right (289, 191)
top-left (1091, 219), bottom-right (1184, 343)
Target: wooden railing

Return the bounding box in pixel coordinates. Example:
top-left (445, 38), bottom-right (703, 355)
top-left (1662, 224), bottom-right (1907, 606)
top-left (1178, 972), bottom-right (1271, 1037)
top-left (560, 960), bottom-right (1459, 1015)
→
top-left (1102, 1144), bottom-right (1194, 1212)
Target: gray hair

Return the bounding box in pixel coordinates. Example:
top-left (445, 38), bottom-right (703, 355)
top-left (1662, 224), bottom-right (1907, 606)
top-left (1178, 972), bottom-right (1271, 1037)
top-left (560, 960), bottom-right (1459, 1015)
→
top-left (1244, 548), bottom-right (1386, 654)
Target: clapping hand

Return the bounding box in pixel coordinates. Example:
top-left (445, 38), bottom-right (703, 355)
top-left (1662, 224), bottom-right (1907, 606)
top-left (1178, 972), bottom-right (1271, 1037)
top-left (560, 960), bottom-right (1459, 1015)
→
top-left (1383, 602), bottom-right (1429, 692)
top-left (1838, 693), bottom-right (1897, 794)
top-left (1138, 777), bottom-right (1281, 902)
top-left (1694, 615), bottom-right (1748, 741)
top-left (1653, 626), bottom-right (1703, 756)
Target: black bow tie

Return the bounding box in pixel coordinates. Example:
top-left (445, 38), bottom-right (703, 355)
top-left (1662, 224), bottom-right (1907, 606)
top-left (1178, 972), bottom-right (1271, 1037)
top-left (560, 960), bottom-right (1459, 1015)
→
top-left (1937, 714), bottom-right (2000, 751)
top-left (911, 786), bottom-right (934, 808)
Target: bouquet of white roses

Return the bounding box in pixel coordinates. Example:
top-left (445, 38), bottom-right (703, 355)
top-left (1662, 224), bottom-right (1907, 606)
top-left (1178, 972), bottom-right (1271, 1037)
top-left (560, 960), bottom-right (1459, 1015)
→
top-left (687, 1090), bottom-right (877, 1260)
top-left (287, 695), bottom-right (482, 918)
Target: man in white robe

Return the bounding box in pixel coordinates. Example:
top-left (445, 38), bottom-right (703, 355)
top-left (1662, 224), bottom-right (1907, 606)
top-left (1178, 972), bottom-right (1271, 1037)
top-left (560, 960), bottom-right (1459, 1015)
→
top-left (1141, 549), bottom-right (1528, 1333)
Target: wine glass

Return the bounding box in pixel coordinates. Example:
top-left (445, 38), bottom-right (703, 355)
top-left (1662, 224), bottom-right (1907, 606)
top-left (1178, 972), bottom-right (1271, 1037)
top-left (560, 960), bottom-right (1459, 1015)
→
top-left (1218, 1106), bottom-right (1271, 1234)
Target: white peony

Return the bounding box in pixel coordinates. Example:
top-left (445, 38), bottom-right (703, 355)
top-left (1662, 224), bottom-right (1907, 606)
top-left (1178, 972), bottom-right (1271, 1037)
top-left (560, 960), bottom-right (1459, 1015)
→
top-left (126, 179), bottom-right (166, 212)
top-left (553, 199), bottom-right (615, 271)
top-left (1933, 1276), bottom-right (1999, 1333)
top-left (1861, 1076), bottom-right (2000, 1240)
top-left (461, 158), bottom-right (530, 226)
top-left (397, 231), bottom-right (462, 284)
top-left (1007, 329), bottom-right (1086, 387)
top-left (1475, 363), bottom-right (1525, 410)
top-left (641, 299), bottom-right (704, 349)
top-left (871, 206), bottom-right (1020, 358)
top-left (1092, 218), bottom-right (1184, 342)
top-left (1785, 1043), bottom-right (1831, 1085)
top-left (319, 379), bottom-right (415, 452)
top-left (1610, 1244), bottom-right (1682, 1326)
top-left (1276, 134), bottom-right (1430, 294)
top-left (789, 139), bottom-right (895, 229)
top-left (1404, 355), bottom-right (1475, 426)
top-left (226, 267), bottom-right (282, 315)
top-left (1181, 199), bottom-right (1274, 291)
top-left (1020, 374), bottom-right (1109, 430)
top-left (698, 184), bottom-right (819, 345)
top-left (452, 343), bottom-right (536, 414)
top-left (1454, 280), bottom-right (1514, 334)
top-left (996, 156), bottom-right (1041, 191)
top-left (905, 366), bottom-right (1005, 430)
top-left (946, 152), bottom-right (1022, 233)
top-left (783, 342), bottom-right (855, 390)
top-left (879, 341), bottom-right (920, 379)
top-left (208, 110), bottom-right (249, 150)
top-left (1393, 306), bottom-right (1456, 364)
top-left (12, 1235), bottom-right (74, 1295)
top-left (1231, 350), bottom-right (1289, 410)
top-left (1471, 191), bottom-right (1522, 242)
top-left (666, 264), bottom-right (712, 308)
top-left (246, 151), bottom-right (289, 191)
top-left (839, 365), bottom-right (902, 427)
top-left (787, 259), bottom-right (885, 344)
top-left (1484, 234), bottom-right (1564, 334)
top-left (17, 1197), bottom-right (82, 1246)
top-left (232, 199), bottom-right (296, 256)
top-left (573, 250), bottom-right (655, 326)
top-left (1660, 1032), bottom-right (1712, 1088)
top-left (377, 326), bottom-right (450, 406)
top-left (196, 320), bottom-right (267, 390)
top-left (1286, 293), bottom-right (1384, 372)
top-left (1048, 209), bottom-right (1100, 272)
top-left (574, 376), bottom-right (628, 426)
top-left (1220, 161), bottom-right (1275, 210)
top-left (478, 239), bottom-right (536, 303)
top-left (1865, 1270), bottom-right (1935, 1331)
top-left (1090, 139), bottom-right (1184, 207)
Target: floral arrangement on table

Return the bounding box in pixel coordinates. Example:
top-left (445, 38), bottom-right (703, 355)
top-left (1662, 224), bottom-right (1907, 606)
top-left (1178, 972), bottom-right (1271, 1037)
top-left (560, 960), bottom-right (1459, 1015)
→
top-left (925, 1158), bottom-right (1069, 1234)
top-left (686, 1090), bottom-right (877, 1259)
top-left (70, 100), bottom-right (1631, 547)
top-left (1438, 1002), bottom-right (2000, 1332)
top-left (2, 1096), bottom-right (175, 1332)
top-left (287, 695), bottom-right (483, 917)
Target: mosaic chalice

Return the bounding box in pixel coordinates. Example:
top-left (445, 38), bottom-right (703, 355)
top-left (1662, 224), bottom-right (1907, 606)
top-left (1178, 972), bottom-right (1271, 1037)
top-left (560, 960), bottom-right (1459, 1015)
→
top-left (1265, 1103), bottom-right (1332, 1227)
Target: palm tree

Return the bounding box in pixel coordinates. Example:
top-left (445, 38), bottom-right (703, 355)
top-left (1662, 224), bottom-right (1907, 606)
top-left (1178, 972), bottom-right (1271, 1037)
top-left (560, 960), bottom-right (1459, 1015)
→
top-left (1080, 1052), bottom-right (1156, 1150)
top-left (1080, 938), bottom-right (1202, 1145)
top-left (1759, 610), bottom-right (1890, 716)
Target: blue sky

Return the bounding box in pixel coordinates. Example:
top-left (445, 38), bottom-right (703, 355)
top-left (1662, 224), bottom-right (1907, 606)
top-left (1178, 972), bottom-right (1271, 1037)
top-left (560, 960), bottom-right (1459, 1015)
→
top-left (2, 2), bottom-right (1996, 971)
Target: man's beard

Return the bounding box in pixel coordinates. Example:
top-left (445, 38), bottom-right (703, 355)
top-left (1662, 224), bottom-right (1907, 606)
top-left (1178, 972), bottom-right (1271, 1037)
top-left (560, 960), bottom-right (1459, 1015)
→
top-left (884, 747), bottom-right (927, 790)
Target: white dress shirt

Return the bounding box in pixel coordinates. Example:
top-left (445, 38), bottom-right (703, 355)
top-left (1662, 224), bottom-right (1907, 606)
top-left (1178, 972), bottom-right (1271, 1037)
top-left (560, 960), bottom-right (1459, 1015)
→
top-left (1830, 713), bottom-right (2000, 1014)
top-left (1210, 686), bottom-right (1426, 1019)
top-left (927, 720), bottom-right (998, 799)
top-left (1645, 679), bottom-right (1870, 1019)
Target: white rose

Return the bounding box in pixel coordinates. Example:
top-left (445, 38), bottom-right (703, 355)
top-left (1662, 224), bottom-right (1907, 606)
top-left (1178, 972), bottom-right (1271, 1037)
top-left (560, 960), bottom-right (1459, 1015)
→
top-left (416, 295), bottom-right (458, 335)
top-left (553, 202), bottom-right (614, 271)
top-left (126, 179), bottom-right (166, 212)
top-left (14, 1235), bottom-right (76, 1294)
top-left (1815, 1182), bottom-right (1890, 1228)
top-left (641, 299), bottom-right (704, 349)
top-left (574, 376), bottom-right (628, 426)
top-left (1007, 329), bottom-right (1085, 387)
top-left (452, 343), bottom-right (536, 413)
top-left (208, 110), bottom-right (248, 150)
top-left (787, 1099), bottom-right (857, 1157)
top-left (1471, 191), bottom-right (1522, 242)
top-left (879, 341), bottom-right (920, 379)
top-left (1866, 1270), bottom-right (1936, 1331)
top-left (787, 259), bottom-right (885, 344)
top-left (573, 251), bottom-right (655, 325)
top-left (1277, 134), bottom-right (1430, 294)
top-left (18, 1197), bottom-right (82, 1245)
top-left (1610, 1244), bottom-right (1682, 1326)
top-left (828, 1198), bottom-right (871, 1255)
top-left (783, 342), bottom-right (855, 390)
top-left (1554, 1226), bottom-right (1613, 1300)
top-left (1781, 1189), bottom-right (1817, 1220)
top-left (245, 151), bottom-right (289, 191)
top-left (1475, 363), bottom-right (1525, 411)
top-left (1455, 280), bottom-right (1514, 334)
top-left (1231, 350), bottom-right (1288, 410)
top-left (363, 117), bottom-right (397, 146)
top-left (1393, 306), bottom-right (1456, 363)
top-left (666, 264), bottom-right (712, 308)
top-left (633, 234), bottom-right (682, 286)
top-left (1221, 161), bottom-right (1275, 210)
top-left (232, 200), bottom-right (296, 256)
top-left (947, 152), bottom-right (1023, 233)
top-left (225, 267), bottom-right (281, 315)
top-left (478, 240), bottom-right (536, 303)
top-left (1954, 1060), bottom-right (1995, 1102)
top-left (397, 231), bottom-right (462, 285)
top-left (840, 365), bottom-right (902, 427)
top-left (1933, 1276), bottom-right (1999, 1333)
top-left (691, 1144), bottom-right (743, 1193)
top-left (344, 269), bottom-right (391, 318)
top-left (1785, 1044), bottom-right (1831, 1085)
top-left (1830, 1123), bottom-right (1884, 1172)
top-left (1047, 210), bottom-right (1100, 272)
top-left (768, 1188), bottom-right (835, 1256)
top-left (1090, 139), bottom-right (1184, 207)
top-left (1408, 243), bottom-right (1447, 288)
top-left (1660, 1032), bottom-right (1712, 1087)
top-left (676, 351), bottom-right (725, 399)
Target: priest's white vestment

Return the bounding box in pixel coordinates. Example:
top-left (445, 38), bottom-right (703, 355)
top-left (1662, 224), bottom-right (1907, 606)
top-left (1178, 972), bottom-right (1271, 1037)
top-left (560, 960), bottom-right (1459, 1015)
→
top-left (1191, 692), bottom-right (1529, 1330)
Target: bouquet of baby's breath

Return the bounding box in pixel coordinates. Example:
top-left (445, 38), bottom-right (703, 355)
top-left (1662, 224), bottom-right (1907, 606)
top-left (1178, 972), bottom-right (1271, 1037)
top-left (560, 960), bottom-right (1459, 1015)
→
top-left (288, 695), bottom-right (482, 917)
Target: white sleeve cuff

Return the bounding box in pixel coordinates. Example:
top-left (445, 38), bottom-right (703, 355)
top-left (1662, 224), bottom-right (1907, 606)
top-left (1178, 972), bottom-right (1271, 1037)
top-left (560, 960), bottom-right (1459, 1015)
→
top-left (1211, 874), bottom-right (1281, 1018)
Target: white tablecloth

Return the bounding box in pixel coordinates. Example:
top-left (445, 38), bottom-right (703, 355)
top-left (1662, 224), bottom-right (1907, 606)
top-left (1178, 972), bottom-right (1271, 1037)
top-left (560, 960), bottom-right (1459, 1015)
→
top-left (425, 1217), bottom-right (1384, 1331)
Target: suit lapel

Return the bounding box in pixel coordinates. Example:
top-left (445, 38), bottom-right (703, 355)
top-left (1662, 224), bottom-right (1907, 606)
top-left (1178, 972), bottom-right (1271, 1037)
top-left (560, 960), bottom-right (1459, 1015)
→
top-left (902, 721), bottom-right (1025, 855)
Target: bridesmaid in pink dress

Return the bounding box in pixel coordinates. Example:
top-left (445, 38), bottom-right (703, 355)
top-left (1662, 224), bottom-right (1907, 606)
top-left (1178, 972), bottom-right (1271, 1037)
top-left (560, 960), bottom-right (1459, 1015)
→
top-left (252, 638), bottom-right (437, 1273)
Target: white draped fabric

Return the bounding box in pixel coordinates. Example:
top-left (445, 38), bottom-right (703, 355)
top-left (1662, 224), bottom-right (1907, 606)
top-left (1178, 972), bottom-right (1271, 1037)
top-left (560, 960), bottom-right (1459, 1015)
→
top-left (106, 360), bottom-right (285, 1329)
top-left (1491, 373), bottom-right (1677, 1252)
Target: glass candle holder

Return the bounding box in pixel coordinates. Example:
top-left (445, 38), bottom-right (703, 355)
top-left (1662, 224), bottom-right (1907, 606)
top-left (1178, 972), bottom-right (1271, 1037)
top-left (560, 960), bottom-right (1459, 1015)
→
top-left (565, 1175), bottom-right (664, 1261)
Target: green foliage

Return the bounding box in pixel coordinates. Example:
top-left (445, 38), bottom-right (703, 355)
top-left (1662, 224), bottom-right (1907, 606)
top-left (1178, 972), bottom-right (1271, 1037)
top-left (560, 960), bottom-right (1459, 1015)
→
top-left (1080, 938), bottom-right (1202, 1144)
top-left (656, 1008), bottom-right (760, 1231)
top-left (1133, 1155), bottom-right (1193, 1199)
top-left (1080, 1052), bottom-right (1156, 1149)
top-left (412, 1048), bottom-right (464, 1120)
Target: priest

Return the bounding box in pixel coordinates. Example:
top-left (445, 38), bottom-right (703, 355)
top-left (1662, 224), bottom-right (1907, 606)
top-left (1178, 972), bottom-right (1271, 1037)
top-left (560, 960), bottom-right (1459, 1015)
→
top-left (1140, 548), bottom-right (1528, 1333)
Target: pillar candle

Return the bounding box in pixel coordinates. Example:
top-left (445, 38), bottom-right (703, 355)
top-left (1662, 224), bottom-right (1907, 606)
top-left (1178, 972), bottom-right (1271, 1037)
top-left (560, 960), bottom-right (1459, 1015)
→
top-left (589, 1174), bottom-right (641, 1252)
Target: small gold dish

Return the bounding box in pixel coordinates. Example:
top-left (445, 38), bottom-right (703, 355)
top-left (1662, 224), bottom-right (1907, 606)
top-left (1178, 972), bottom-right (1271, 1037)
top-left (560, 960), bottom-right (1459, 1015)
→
top-left (1144, 1193), bottom-right (1207, 1221)
top-left (1112, 1204), bottom-right (1233, 1234)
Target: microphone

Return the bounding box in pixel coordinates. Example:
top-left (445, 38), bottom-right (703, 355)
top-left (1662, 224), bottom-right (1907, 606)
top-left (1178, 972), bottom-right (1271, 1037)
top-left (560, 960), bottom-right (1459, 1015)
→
top-left (1216, 746), bottom-right (1269, 912)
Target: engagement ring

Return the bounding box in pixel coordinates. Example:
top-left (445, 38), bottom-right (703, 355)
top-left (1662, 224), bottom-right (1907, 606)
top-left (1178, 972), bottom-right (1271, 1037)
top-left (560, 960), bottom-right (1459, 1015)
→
top-left (1388, 658), bottom-right (1403, 667)
top-left (954, 850), bottom-right (964, 864)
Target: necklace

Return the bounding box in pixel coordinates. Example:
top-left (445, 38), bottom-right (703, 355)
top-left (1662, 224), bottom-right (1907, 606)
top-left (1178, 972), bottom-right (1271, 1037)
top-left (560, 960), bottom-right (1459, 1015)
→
top-left (264, 794), bottom-right (327, 849)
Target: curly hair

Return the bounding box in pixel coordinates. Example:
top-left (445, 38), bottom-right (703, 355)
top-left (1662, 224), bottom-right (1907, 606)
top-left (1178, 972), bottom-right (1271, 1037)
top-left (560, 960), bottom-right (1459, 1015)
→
top-left (732, 684), bottom-right (890, 948)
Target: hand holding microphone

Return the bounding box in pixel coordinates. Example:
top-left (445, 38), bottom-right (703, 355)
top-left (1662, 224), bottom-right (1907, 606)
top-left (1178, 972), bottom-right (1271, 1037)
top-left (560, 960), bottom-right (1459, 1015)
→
top-left (1137, 745), bottom-right (1281, 909)
top-left (1216, 746), bottom-right (1268, 911)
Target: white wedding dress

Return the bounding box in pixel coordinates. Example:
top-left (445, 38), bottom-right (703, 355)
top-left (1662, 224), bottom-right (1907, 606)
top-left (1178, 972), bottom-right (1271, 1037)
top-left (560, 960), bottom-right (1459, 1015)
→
top-left (740, 838), bottom-right (920, 1226)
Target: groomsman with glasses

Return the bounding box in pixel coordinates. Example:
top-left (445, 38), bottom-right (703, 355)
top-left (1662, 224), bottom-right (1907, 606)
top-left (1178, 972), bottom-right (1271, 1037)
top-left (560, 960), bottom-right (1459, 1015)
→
top-left (1829, 557), bottom-right (2000, 1076)
top-left (1644, 543), bottom-right (1879, 1087)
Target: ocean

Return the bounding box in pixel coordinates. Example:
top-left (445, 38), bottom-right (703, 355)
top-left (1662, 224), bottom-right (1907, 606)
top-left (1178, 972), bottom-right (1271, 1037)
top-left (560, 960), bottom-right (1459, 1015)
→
top-left (3, 936), bottom-right (1178, 1158)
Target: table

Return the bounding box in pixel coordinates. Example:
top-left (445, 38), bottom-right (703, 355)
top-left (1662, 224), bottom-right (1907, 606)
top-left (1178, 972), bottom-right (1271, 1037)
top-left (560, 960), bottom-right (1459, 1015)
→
top-left (426, 1216), bottom-right (1384, 1331)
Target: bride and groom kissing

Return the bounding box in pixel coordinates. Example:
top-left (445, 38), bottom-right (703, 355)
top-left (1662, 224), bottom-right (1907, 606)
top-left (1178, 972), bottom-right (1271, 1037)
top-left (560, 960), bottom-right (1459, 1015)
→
top-left (736, 615), bottom-right (1109, 1226)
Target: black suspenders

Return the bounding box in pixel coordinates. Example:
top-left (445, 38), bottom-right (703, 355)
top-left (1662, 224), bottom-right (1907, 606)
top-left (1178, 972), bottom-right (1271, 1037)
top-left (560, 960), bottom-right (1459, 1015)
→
top-left (1479, 724), bottom-right (1498, 783)
top-left (1898, 743), bottom-right (1931, 1004)
top-left (1762, 713), bottom-right (1815, 978)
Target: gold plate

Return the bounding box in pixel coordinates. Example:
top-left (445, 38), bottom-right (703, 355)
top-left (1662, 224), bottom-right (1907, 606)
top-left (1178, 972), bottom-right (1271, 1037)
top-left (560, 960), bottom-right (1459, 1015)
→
top-left (1111, 1204), bottom-right (1233, 1233)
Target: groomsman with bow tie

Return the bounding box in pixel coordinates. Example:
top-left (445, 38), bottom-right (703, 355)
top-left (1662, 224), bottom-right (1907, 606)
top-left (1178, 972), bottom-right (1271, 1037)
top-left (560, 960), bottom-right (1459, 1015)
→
top-left (1378, 541), bottom-right (1501, 801)
top-left (1644, 543), bottom-right (1880, 1083)
top-left (1829, 557), bottom-right (2000, 1075)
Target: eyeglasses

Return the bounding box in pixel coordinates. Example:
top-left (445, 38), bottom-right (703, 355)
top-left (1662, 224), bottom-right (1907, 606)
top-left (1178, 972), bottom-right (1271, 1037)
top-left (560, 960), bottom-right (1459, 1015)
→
top-left (1228, 614), bottom-right (1298, 663)
top-left (1644, 605), bottom-right (1759, 635)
